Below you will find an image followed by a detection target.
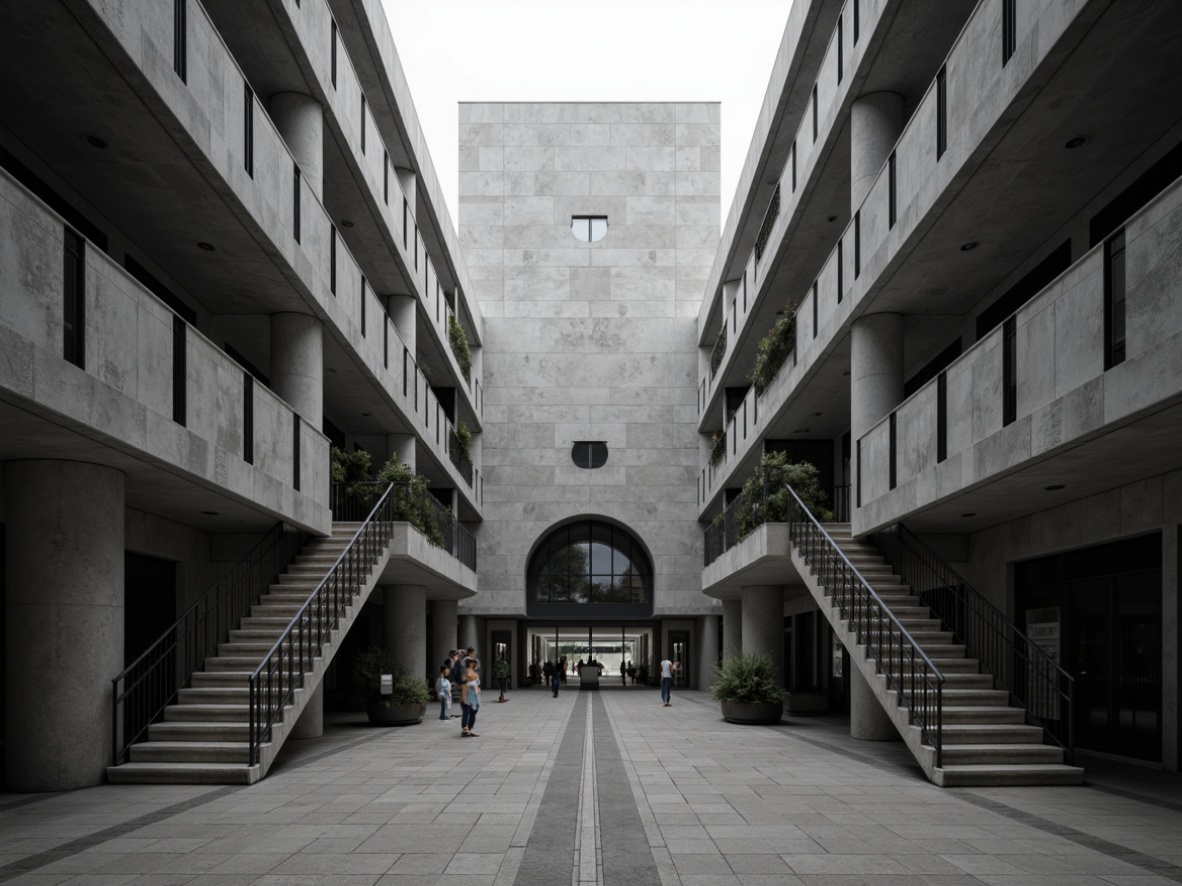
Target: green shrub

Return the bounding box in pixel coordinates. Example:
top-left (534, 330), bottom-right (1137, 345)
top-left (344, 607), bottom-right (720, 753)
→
top-left (378, 456), bottom-right (446, 548)
top-left (351, 648), bottom-right (430, 706)
top-left (331, 446), bottom-right (372, 486)
top-left (709, 431), bottom-right (727, 466)
top-left (711, 652), bottom-right (784, 704)
top-left (736, 451), bottom-right (835, 540)
top-left (453, 421), bottom-right (473, 462)
top-left (492, 659), bottom-right (510, 680)
top-left (749, 305), bottom-right (796, 395)
top-left (448, 314), bottom-right (472, 381)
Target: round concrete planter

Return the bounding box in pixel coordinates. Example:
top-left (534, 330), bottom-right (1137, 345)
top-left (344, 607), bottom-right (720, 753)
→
top-left (721, 700), bottom-right (784, 725)
top-left (366, 702), bottom-right (425, 726)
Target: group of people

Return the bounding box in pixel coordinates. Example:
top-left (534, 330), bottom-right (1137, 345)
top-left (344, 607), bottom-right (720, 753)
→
top-left (436, 647), bottom-right (482, 737)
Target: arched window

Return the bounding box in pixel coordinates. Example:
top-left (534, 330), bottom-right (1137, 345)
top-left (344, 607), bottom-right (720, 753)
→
top-left (527, 521), bottom-right (652, 617)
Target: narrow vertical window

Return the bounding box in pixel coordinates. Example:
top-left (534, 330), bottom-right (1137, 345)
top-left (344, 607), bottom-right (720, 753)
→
top-left (173, 0), bottom-right (187, 83)
top-left (293, 414), bottom-right (301, 491)
top-left (791, 140), bottom-right (797, 192)
top-left (936, 371), bottom-right (947, 463)
top-left (414, 226), bottom-right (419, 269)
top-left (1002, 0), bottom-right (1016, 66)
top-left (888, 152), bottom-right (897, 228)
top-left (172, 314), bottom-right (187, 426)
top-left (383, 151), bottom-right (389, 204)
top-left (837, 238), bottom-right (843, 303)
top-left (936, 66), bottom-right (948, 159)
top-left (402, 198), bottom-right (408, 250)
top-left (243, 371), bottom-right (254, 464)
top-left (812, 84), bottom-right (819, 142)
top-left (856, 439), bottom-right (862, 508)
top-left (854, 211), bottom-right (861, 280)
top-left (812, 280), bottom-right (818, 339)
top-left (853, 0), bottom-right (860, 44)
top-left (360, 93), bottom-right (367, 154)
top-left (293, 165), bottom-right (301, 243)
top-left (329, 223), bottom-right (337, 295)
top-left (360, 275), bottom-right (367, 336)
top-left (62, 229), bottom-right (85, 369)
top-left (1002, 316), bottom-right (1017, 426)
top-left (402, 347), bottom-right (409, 396)
top-left (383, 317), bottom-right (389, 368)
top-left (837, 15), bottom-right (843, 84)
top-left (888, 412), bottom-right (897, 490)
top-left (330, 19), bottom-right (338, 89)
top-left (742, 272), bottom-right (747, 311)
top-left (1104, 231), bottom-right (1126, 369)
top-left (243, 81), bottom-right (254, 178)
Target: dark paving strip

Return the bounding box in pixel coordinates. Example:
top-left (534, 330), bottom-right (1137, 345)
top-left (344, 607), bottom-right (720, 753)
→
top-left (0, 724), bottom-right (398, 883)
top-left (0, 793), bottom-right (67, 812)
top-left (1087, 782), bottom-right (1182, 815)
top-left (512, 693), bottom-right (588, 886)
top-left (592, 692), bottom-right (662, 886)
top-left (953, 790), bottom-right (1182, 884)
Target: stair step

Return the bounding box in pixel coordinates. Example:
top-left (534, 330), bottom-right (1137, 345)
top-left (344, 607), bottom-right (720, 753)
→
top-left (229, 629), bottom-right (287, 642)
top-left (163, 704), bottom-right (249, 722)
top-left (939, 724), bottom-right (1045, 744)
top-left (935, 763), bottom-right (1084, 787)
top-left (934, 743), bottom-right (1068, 765)
top-left (926, 705), bottom-right (1028, 725)
top-left (149, 721), bottom-right (250, 742)
top-left (129, 741), bottom-right (251, 764)
top-left (191, 671), bottom-right (251, 688)
top-left (178, 687), bottom-right (250, 704)
top-left (219, 641), bottom-right (281, 655)
top-left (204, 657), bottom-right (265, 671)
top-left (106, 762), bottom-right (260, 785)
top-left (899, 688), bottom-right (1009, 706)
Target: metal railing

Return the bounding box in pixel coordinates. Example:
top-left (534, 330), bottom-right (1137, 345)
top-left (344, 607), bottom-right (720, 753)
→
top-left (249, 484), bottom-right (397, 765)
top-left (709, 330), bottom-right (726, 377)
top-left (754, 184), bottom-right (781, 262)
top-left (785, 486), bottom-right (947, 765)
top-left (447, 431), bottom-right (474, 487)
top-left (832, 485), bottom-right (851, 522)
top-left (703, 483), bottom-right (850, 567)
top-left (111, 521), bottom-right (299, 765)
top-left (872, 523), bottom-right (1074, 762)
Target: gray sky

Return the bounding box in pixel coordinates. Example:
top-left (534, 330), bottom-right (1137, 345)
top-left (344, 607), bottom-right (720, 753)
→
top-left (379, 0), bottom-right (793, 233)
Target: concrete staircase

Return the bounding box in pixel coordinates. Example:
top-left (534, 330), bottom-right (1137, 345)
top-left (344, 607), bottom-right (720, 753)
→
top-left (794, 525), bottom-right (1083, 787)
top-left (108, 522), bottom-right (384, 785)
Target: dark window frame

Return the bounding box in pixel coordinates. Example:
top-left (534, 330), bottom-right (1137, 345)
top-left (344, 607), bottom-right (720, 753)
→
top-left (243, 371), bottom-right (255, 465)
top-left (812, 281), bottom-right (818, 339)
top-left (1002, 315), bottom-right (1017, 426)
top-left (173, 0), bottom-right (187, 83)
top-left (1002, 0), bottom-right (1017, 66)
top-left (243, 81), bottom-right (254, 177)
top-left (62, 228), bottom-right (85, 369)
top-left (330, 19), bottom-right (338, 89)
top-left (936, 371), bottom-right (948, 463)
top-left (837, 14), bottom-right (844, 84)
top-left (888, 412), bottom-right (897, 490)
top-left (888, 151), bottom-right (897, 228)
top-left (936, 66), bottom-right (948, 159)
top-left (837, 237), bottom-right (843, 303)
top-left (812, 84), bottom-right (819, 142)
top-left (854, 210), bottom-right (861, 279)
top-left (1104, 230), bottom-right (1127, 369)
top-left (172, 314), bottom-right (187, 426)
top-left (329, 223), bottom-right (337, 295)
top-left (293, 414), bottom-right (301, 491)
top-left (571, 441), bottom-right (609, 469)
top-left (293, 164), bottom-right (301, 243)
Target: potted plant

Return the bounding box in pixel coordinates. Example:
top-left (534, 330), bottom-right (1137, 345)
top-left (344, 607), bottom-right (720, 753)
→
top-left (493, 658), bottom-right (510, 702)
top-left (351, 647), bottom-right (429, 725)
top-left (711, 652), bottom-right (785, 724)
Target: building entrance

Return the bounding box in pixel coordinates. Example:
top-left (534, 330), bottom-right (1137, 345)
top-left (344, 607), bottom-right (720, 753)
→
top-left (526, 625), bottom-right (653, 686)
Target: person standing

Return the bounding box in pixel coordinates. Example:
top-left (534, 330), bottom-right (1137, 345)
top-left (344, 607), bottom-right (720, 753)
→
top-left (436, 666), bottom-right (452, 721)
top-left (460, 658), bottom-right (481, 737)
top-left (659, 656), bottom-right (674, 707)
top-left (551, 662), bottom-right (561, 698)
top-left (543, 659), bottom-right (554, 688)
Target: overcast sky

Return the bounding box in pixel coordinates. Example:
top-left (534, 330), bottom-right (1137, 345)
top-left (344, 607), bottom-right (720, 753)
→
top-left (379, 0), bottom-right (793, 234)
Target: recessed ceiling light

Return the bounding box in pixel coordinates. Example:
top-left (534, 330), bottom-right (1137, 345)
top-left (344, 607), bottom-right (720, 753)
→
top-left (766, 176), bottom-right (778, 186)
top-left (361, 412), bottom-right (371, 417)
top-left (1065, 136), bottom-right (1088, 149)
top-left (842, 371), bottom-right (851, 377)
top-left (201, 510), bottom-right (220, 516)
top-left (961, 512), bottom-right (976, 517)
top-left (814, 412), bottom-right (822, 416)
top-left (83, 134), bottom-right (108, 150)
top-left (775, 310), bottom-right (784, 316)
top-left (197, 242), bottom-right (215, 251)
top-left (794, 428), bottom-right (811, 433)
top-left (340, 219), bottom-right (355, 228)
top-left (1044, 484), bottom-right (1066, 491)
top-left (960, 242), bottom-right (978, 252)
top-left (827, 215), bottom-right (838, 222)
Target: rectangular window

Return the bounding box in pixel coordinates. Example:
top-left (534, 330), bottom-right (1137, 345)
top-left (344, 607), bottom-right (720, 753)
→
top-left (360, 93), bottom-right (367, 154)
top-left (812, 84), bottom-right (819, 142)
top-left (293, 414), bottom-right (301, 492)
top-left (414, 226), bottom-right (419, 269)
top-left (402, 198), bottom-right (408, 250)
top-left (837, 15), bottom-right (843, 84)
top-left (360, 275), bottom-right (367, 336)
top-left (837, 238), bottom-right (843, 303)
top-left (936, 66), bottom-right (948, 159)
top-left (62, 229), bottom-right (85, 369)
top-left (853, 0), bottom-right (860, 44)
top-left (1003, 0), bottom-right (1016, 66)
top-left (403, 347), bottom-right (409, 396)
top-left (383, 151), bottom-right (389, 204)
top-left (856, 439), bottom-right (862, 508)
top-left (936, 371), bottom-right (947, 463)
top-left (742, 272), bottom-right (747, 311)
top-left (172, 314), bottom-right (186, 426)
top-left (1003, 315), bottom-right (1017, 426)
top-left (383, 317), bottom-right (389, 368)
top-left (812, 281), bottom-right (818, 339)
top-left (330, 19), bottom-right (338, 89)
top-left (888, 151), bottom-right (896, 228)
top-left (243, 371), bottom-right (254, 464)
top-left (791, 140), bottom-right (797, 192)
top-left (329, 223), bottom-right (337, 295)
top-left (888, 412), bottom-right (897, 490)
top-left (1105, 231), bottom-right (1127, 369)
top-left (173, 0), bottom-right (187, 83)
top-left (293, 165), bottom-right (301, 243)
top-left (854, 211), bottom-right (861, 279)
top-left (243, 81), bottom-right (254, 177)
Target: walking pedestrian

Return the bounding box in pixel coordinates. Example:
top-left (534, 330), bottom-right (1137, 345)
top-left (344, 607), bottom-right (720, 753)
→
top-left (460, 657), bottom-right (481, 737)
top-left (660, 656), bottom-right (674, 707)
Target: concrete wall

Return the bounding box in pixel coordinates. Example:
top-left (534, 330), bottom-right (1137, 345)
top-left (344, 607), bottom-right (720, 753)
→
top-left (461, 103), bottom-right (719, 618)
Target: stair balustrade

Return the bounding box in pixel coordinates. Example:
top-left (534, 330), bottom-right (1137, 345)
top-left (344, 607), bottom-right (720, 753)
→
top-left (872, 523), bottom-right (1075, 763)
top-left (111, 521), bottom-right (300, 765)
top-left (785, 486), bottom-right (947, 765)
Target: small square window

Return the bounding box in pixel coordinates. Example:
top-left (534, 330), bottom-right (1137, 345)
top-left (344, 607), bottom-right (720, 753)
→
top-left (571, 216), bottom-right (608, 243)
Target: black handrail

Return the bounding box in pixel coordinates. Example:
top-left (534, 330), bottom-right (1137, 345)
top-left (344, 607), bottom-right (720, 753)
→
top-left (704, 494), bottom-right (743, 566)
top-left (447, 431), bottom-right (474, 487)
top-left (111, 521), bottom-right (299, 765)
top-left (785, 486), bottom-right (947, 765)
top-left (249, 484), bottom-right (398, 765)
top-left (872, 523), bottom-right (1075, 762)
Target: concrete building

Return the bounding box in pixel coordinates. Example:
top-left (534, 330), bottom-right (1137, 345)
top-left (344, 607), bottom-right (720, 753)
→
top-left (1, 0), bottom-right (1181, 791)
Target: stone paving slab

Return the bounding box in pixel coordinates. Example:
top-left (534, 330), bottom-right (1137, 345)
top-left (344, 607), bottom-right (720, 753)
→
top-left (0, 688), bottom-right (1180, 885)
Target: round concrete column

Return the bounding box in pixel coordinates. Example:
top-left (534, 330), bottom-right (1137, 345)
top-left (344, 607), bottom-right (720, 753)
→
top-left (387, 434), bottom-right (416, 472)
top-left (722, 599), bottom-right (742, 659)
top-left (740, 586), bottom-right (784, 680)
top-left (270, 92), bottom-right (324, 200)
top-left (389, 295), bottom-right (417, 357)
top-left (851, 313), bottom-right (905, 506)
top-left (460, 614), bottom-right (479, 656)
top-left (849, 663), bottom-right (899, 741)
top-left (432, 599), bottom-right (458, 671)
top-left (385, 585), bottom-right (427, 678)
top-left (4, 461), bottom-right (125, 791)
top-left (698, 615), bottom-right (720, 690)
top-left (850, 92), bottom-right (905, 212)
top-left (289, 682), bottom-right (324, 740)
top-left (270, 313), bottom-right (323, 428)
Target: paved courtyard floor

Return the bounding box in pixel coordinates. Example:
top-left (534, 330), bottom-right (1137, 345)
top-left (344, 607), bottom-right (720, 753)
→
top-left (1, 686), bottom-right (1180, 886)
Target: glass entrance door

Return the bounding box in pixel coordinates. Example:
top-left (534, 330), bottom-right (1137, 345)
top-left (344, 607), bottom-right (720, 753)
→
top-left (525, 625), bottom-right (654, 686)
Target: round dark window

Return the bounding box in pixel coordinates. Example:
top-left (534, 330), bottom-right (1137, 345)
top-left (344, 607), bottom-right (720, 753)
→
top-left (571, 441), bottom-right (608, 469)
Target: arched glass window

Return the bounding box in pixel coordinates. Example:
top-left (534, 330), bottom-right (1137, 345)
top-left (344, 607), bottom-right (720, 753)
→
top-left (527, 521), bottom-right (652, 616)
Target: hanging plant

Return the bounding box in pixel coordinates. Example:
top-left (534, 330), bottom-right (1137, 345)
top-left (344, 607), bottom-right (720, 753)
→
top-left (749, 304), bottom-right (797, 395)
top-left (453, 420), bottom-right (473, 462)
top-left (736, 450), bottom-right (834, 540)
top-left (709, 430), bottom-right (727, 466)
top-left (448, 314), bottom-right (472, 381)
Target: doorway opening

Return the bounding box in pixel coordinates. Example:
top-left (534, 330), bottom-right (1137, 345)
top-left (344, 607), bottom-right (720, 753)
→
top-left (526, 625), bottom-right (653, 686)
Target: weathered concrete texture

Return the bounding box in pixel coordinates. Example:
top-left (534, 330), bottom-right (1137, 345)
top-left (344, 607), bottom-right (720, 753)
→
top-left (432, 598), bottom-right (458, 671)
top-left (4, 460), bottom-right (125, 791)
top-left (270, 92), bottom-right (324, 199)
top-left (722, 599), bottom-right (742, 658)
top-left (270, 312), bottom-right (323, 427)
top-left (698, 614), bottom-right (719, 689)
top-left (385, 585), bottom-right (427, 677)
top-left (849, 660), bottom-right (900, 741)
top-left (289, 682), bottom-right (324, 740)
top-left (740, 585), bottom-right (784, 680)
top-left (850, 92), bottom-right (904, 212)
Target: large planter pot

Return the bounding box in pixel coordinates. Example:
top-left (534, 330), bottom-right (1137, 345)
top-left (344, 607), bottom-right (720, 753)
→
top-left (366, 702), bottom-right (426, 725)
top-left (721, 700), bottom-right (784, 725)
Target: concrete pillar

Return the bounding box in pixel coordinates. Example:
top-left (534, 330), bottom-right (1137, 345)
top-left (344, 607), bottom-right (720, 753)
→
top-left (389, 295), bottom-right (417, 356)
top-left (432, 599), bottom-right (458, 672)
top-left (289, 682), bottom-right (324, 740)
top-left (740, 586), bottom-right (784, 681)
top-left (851, 313), bottom-right (905, 507)
top-left (4, 461), bottom-right (125, 791)
top-left (722, 599), bottom-right (742, 659)
top-left (850, 92), bottom-right (905, 212)
top-left (699, 615), bottom-right (720, 690)
top-left (849, 663), bottom-right (899, 741)
top-left (387, 433), bottom-right (416, 472)
top-left (270, 313), bottom-right (324, 427)
top-left (460, 614), bottom-right (478, 656)
top-left (384, 585), bottom-right (427, 678)
top-left (270, 92), bottom-right (324, 200)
